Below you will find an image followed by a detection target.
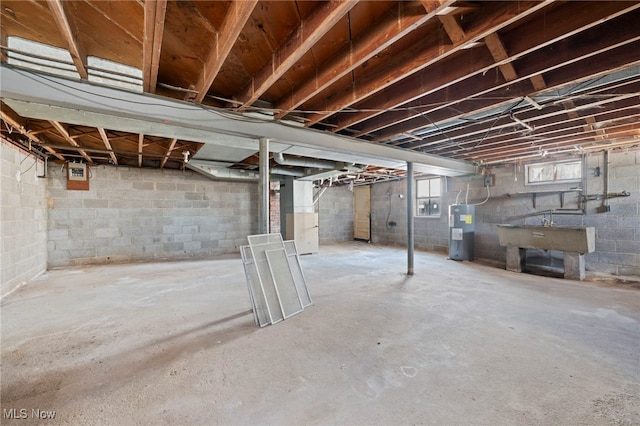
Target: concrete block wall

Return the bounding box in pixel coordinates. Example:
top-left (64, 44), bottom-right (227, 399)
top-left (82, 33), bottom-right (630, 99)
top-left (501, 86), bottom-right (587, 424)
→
top-left (369, 150), bottom-right (639, 278)
top-left (371, 178), bottom-right (450, 253)
top-left (1, 139), bottom-right (48, 297)
top-left (317, 186), bottom-right (354, 243)
top-left (46, 164), bottom-right (258, 267)
top-left (582, 150), bottom-right (639, 276)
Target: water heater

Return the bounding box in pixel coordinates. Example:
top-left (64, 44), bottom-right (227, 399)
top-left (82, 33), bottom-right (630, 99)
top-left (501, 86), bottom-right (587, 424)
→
top-left (449, 204), bottom-right (474, 261)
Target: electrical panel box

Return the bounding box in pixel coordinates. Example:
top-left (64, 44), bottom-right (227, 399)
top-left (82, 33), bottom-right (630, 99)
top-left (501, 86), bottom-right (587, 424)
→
top-left (66, 162), bottom-right (90, 190)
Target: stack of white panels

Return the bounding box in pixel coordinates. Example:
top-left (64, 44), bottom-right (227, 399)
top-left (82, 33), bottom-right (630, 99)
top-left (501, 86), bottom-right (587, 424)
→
top-left (240, 234), bottom-right (312, 327)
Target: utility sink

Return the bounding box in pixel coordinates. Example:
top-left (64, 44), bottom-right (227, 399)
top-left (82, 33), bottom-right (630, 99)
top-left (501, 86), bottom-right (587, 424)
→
top-left (497, 224), bottom-right (595, 253)
top-left (497, 225), bottom-right (596, 280)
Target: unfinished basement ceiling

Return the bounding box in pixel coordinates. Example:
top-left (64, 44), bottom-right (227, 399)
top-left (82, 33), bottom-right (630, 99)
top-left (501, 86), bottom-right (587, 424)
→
top-left (1, 1), bottom-right (639, 180)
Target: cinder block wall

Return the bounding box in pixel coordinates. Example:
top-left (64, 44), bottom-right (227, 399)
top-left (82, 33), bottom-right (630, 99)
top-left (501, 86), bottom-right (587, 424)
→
top-left (46, 164), bottom-right (258, 268)
top-left (1, 140), bottom-right (48, 297)
top-left (371, 178), bottom-right (451, 252)
top-left (317, 186), bottom-right (354, 243)
top-left (371, 150), bottom-right (639, 278)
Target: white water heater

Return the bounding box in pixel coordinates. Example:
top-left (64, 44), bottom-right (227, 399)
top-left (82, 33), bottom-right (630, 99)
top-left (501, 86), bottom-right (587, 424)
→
top-left (449, 204), bottom-right (474, 261)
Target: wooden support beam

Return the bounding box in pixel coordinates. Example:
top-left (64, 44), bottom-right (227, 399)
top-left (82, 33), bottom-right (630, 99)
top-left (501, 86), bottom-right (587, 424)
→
top-left (274, 0), bottom-right (457, 119)
top-left (194, 0), bottom-right (258, 104)
top-left (332, 1), bottom-right (638, 135)
top-left (160, 138), bottom-right (178, 169)
top-left (138, 133), bottom-right (144, 167)
top-left (484, 32), bottom-right (518, 82)
top-left (304, 0), bottom-right (551, 127)
top-left (49, 121), bottom-right (92, 162)
top-left (1, 105), bottom-right (66, 161)
top-left (0, 22), bottom-right (7, 63)
top-left (238, 0), bottom-right (357, 111)
top-left (562, 100), bottom-right (581, 120)
top-left (411, 93), bottom-right (640, 152)
top-left (46, 0), bottom-right (88, 79)
top-left (143, 0), bottom-right (167, 93)
top-left (438, 14), bottom-right (465, 44)
top-left (370, 17), bottom-right (640, 143)
top-left (97, 128), bottom-right (118, 165)
top-left (529, 74), bottom-right (548, 91)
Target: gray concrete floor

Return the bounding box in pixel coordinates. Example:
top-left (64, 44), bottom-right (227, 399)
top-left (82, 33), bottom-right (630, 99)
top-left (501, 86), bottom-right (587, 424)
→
top-left (1, 243), bottom-right (639, 425)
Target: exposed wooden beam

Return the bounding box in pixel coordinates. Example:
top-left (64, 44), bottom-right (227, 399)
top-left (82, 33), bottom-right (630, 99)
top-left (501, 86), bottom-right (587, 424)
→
top-left (143, 0), bottom-right (167, 93)
top-left (370, 20), bottom-right (640, 142)
top-left (238, 0), bottom-right (357, 111)
top-left (304, 0), bottom-right (552, 127)
top-left (97, 128), bottom-right (118, 165)
top-left (484, 32), bottom-right (518, 82)
top-left (529, 74), bottom-right (548, 91)
top-left (438, 14), bottom-right (465, 44)
top-left (331, 0), bottom-right (639, 134)
top-left (0, 23), bottom-right (7, 63)
top-left (160, 138), bottom-right (178, 169)
top-left (46, 0), bottom-right (88, 79)
top-left (194, 0), bottom-right (258, 104)
top-left (418, 88), bottom-right (640, 154)
top-left (0, 104), bottom-right (66, 161)
top-left (562, 100), bottom-right (581, 120)
top-left (49, 121), bottom-right (92, 162)
top-left (138, 133), bottom-right (144, 167)
top-left (423, 102), bottom-right (640, 155)
top-left (426, 100), bottom-right (640, 156)
top-left (274, 0), bottom-right (457, 120)
top-left (459, 122), bottom-right (640, 161)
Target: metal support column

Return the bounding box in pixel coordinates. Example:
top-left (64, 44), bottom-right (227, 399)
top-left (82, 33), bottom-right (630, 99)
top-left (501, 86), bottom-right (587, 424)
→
top-left (406, 161), bottom-right (415, 275)
top-left (259, 137), bottom-right (270, 234)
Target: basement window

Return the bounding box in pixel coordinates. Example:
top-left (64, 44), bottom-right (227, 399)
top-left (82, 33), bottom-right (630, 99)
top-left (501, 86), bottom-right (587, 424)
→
top-left (416, 177), bottom-right (441, 217)
top-left (525, 160), bottom-right (582, 185)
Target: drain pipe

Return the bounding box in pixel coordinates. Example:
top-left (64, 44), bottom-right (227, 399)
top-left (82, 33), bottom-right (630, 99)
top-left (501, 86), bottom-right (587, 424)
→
top-left (407, 161), bottom-right (415, 276)
top-left (259, 137), bottom-right (269, 234)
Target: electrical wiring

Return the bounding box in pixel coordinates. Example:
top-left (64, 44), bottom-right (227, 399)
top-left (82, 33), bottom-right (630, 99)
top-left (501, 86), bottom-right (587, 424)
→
top-left (20, 156), bottom-right (38, 175)
top-left (14, 64), bottom-right (623, 123)
top-left (465, 98), bottom-right (525, 151)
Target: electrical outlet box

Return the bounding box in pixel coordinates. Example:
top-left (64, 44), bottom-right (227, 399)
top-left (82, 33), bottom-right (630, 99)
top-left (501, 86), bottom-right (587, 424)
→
top-left (484, 174), bottom-right (495, 187)
top-left (67, 162), bottom-right (90, 190)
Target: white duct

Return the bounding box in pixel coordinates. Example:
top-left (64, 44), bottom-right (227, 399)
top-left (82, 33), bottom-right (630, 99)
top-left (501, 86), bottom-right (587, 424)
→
top-left (271, 167), bottom-right (305, 177)
top-left (273, 152), bottom-right (336, 169)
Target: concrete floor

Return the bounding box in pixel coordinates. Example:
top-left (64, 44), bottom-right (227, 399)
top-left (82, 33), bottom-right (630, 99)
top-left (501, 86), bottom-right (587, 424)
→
top-left (1, 243), bottom-right (639, 425)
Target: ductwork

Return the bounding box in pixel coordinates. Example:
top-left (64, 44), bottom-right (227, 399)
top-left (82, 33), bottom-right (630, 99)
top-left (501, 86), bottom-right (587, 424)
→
top-left (298, 162), bottom-right (367, 181)
top-left (271, 167), bottom-right (305, 177)
top-left (186, 160), bottom-right (258, 181)
top-left (273, 152), bottom-right (336, 169)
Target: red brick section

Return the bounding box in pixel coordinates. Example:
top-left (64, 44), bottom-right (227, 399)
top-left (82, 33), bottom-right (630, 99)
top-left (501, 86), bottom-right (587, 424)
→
top-left (269, 181), bottom-right (281, 234)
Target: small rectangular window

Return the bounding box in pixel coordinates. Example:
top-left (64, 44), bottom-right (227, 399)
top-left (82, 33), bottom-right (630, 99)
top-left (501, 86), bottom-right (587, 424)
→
top-left (525, 160), bottom-right (582, 185)
top-left (416, 177), bottom-right (441, 217)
